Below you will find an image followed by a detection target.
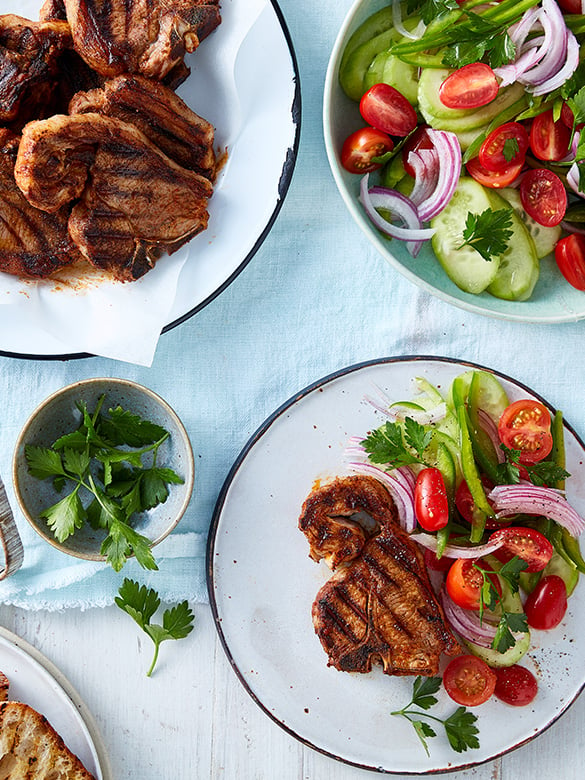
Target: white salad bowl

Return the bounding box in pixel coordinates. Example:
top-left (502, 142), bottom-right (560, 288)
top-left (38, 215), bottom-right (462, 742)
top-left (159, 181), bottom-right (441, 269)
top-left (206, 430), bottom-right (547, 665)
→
top-left (323, 0), bottom-right (585, 323)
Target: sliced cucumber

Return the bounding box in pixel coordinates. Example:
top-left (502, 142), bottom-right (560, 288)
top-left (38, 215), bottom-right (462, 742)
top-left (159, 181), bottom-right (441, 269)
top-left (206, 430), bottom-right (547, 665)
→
top-left (498, 187), bottom-right (562, 259)
top-left (339, 28), bottom-right (397, 101)
top-left (381, 54), bottom-right (419, 105)
top-left (462, 629), bottom-right (531, 668)
top-left (363, 51), bottom-right (388, 92)
top-left (431, 177), bottom-right (500, 294)
top-left (380, 153), bottom-right (407, 189)
top-left (447, 369), bottom-right (509, 425)
top-left (418, 69), bottom-right (525, 131)
top-left (485, 189), bottom-right (540, 301)
top-left (543, 551), bottom-right (579, 596)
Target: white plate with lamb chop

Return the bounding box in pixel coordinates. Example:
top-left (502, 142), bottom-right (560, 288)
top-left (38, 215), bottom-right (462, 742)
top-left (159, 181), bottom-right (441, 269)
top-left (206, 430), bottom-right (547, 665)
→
top-left (0, 1), bottom-right (299, 362)
top-left (207, 356), bottom-right (585, 774)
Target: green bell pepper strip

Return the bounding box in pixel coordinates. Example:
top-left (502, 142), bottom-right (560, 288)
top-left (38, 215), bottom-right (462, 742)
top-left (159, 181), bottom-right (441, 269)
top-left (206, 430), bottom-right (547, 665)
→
top-left (457, 405), bottom-right (493, 542)
top-left (548, 410), bottom-right (585, 573)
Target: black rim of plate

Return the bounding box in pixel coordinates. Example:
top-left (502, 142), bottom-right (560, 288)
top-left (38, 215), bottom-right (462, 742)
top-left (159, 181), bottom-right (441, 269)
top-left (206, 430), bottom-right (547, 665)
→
top-left (206, 354), bottom-right (585, 775)
top-left (0, 0), bottom-right (301, 362)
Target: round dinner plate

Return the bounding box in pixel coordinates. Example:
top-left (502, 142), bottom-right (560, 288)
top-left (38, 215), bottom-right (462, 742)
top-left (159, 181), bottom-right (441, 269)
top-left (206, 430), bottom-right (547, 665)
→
top-left (0, 626), bottom-right (111, 779)
top-left (0, 0), bottom-right (300, 359)
top-left (323, 0), bottom-right (585, 323)
top-left (208, 356), bottom-right (585, 773)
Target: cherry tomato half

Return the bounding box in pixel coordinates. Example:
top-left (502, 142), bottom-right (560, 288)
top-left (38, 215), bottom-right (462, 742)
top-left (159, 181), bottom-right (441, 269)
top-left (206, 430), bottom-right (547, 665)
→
top-left (439, 63), bottom-right (499, 110)
top-left (423, 547), bottom-right (453, 572)
top-left (494, 665), bottom-right (538, 706)
top-left (443, 654), bottom-right (497, 707)
top-left (446, 558), bottom-right (500, 610)
top-left (557, 0), bottom-right (584, 15)
top-left (489, 527), bottom-right (553, 573)
top-left (359, 83), bottom-right (418, 138)
top-left (524, 575), bottom-right (568, 630)
top-left (402, 125), bottom-right (434, 177)
top-left (340, 127), bottom-right (394, 174)
top-left (479, 122), bottom-right (529, 172)
top-left (414, 467), bottom-right (449, 532)
top-left (529, 109), bottom-right (572, 162)
top-left (555, 233), bottom-right (585, 291)
top-left (498, 399), bottom-right (553, 465)
top-left (520, 169), bottom-right (567, 228)
top-left (466, 155), bottom-right (524, 188)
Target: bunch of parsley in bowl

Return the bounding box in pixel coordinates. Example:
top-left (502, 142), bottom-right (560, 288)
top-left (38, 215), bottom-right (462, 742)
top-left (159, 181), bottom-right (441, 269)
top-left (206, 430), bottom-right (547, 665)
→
top-left (12, 378), bottom-right (194, 571)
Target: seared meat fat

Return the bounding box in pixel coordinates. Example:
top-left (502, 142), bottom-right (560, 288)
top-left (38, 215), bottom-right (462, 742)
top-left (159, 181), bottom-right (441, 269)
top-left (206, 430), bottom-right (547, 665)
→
top-left (299, 476), bottom-right (459, 676)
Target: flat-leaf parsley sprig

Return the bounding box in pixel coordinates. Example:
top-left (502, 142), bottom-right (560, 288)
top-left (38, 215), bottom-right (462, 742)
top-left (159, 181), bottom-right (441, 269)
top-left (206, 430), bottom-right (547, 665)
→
top-left (391, 677), bottom-right (480, 755)
top-left (115, 578), bottom-right (195, 676)
top-left (458, 208), bottom-right (514, 263)
top-left (25, 395), bottom-right (184, 571)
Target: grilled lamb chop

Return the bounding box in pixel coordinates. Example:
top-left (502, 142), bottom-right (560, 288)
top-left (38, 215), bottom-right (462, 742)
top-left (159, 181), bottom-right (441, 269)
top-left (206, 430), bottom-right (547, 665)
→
top-left (0, 129), bottom-right (79, 278)
top-left (61, 0), bottom-right (221, 80)
top-left (14, 114), bottom-right (213, 281)
top-left (0, 14), bottom-right (72, 127)
top-left (69, 74), bottom-right (216, 180)
top-left (299, 476), bottom-right (459, 676)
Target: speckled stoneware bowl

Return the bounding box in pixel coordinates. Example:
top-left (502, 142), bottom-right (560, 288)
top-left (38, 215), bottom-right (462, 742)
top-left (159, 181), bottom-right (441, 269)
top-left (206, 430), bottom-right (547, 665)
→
top-left (12, 378), bottom-right (194, 562)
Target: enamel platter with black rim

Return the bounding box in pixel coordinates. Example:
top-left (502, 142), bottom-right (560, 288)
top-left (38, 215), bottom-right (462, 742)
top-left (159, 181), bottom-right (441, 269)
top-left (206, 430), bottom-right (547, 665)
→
top-left (208, 357), bottom-right (585, 774)
top-left (0, 0), bottom-right (300, 359)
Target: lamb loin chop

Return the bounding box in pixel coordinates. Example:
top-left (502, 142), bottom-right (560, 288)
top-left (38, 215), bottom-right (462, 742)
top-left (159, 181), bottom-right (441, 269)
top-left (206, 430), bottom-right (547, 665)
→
top-left (14, 114), bottom-right (213, 281)
top-left (69, 74), bottom-right (216, 180)
top-left (0, 14), bottom-right (72, 127)
top-left (0, 129), bottom-right (79, 278)
top-left (59, 0), bottom-right (221, 80)
top-left (299, 476), bottom-right (459, 676)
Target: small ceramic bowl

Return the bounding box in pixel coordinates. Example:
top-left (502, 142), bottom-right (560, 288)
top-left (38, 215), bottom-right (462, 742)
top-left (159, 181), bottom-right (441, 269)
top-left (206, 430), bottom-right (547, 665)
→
top-left (12, 378), bottom-right (194, 562)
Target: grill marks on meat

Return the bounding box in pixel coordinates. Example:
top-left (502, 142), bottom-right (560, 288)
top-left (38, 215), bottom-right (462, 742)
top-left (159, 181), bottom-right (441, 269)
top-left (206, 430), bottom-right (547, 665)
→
top-left (69, 75), bottom-right (216, 180)
top-left (14, 114), bottom-right (213, 281)
top-left (299, 476), bottom-right (459, 677)
top-left (0, 129), bottom-right (79, 278)
top-left (62, 0), bottom-right (221, 80)
top-left (0, 15), bottom-right (72, 127)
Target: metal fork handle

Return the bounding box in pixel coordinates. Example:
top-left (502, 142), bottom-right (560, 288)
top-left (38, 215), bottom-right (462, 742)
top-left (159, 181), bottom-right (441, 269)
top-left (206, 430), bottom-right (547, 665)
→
top-left (0, 475), bottom-right (24, 580)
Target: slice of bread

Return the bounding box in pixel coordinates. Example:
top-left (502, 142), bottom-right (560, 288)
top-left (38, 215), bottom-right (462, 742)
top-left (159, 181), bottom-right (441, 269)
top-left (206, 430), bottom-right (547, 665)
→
top-left (0, 700), bottom-right (96, 779)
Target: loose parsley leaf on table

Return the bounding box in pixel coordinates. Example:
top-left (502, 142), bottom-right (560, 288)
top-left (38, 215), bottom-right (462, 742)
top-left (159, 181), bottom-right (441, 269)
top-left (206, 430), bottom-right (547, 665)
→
top-left (458, 208), bottom-right (514, 263)
top-left (115, 578), bottom-right (195, 676)
top-left (24, 395), bottom-right (184, 571)
top-left (391, 677), bottom-right (479, 755)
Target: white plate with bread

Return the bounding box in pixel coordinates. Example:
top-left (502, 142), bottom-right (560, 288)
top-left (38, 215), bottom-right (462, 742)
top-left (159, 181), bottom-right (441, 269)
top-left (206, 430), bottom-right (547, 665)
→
top-left (0, 626), bottom-right (111, 779)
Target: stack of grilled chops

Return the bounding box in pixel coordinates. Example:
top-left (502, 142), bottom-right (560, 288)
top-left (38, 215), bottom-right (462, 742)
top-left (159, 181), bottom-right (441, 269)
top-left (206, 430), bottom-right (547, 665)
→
top-left (299, 476), bottom-right (460, 677)
top-left (0, 0), bottom-right (221, 282)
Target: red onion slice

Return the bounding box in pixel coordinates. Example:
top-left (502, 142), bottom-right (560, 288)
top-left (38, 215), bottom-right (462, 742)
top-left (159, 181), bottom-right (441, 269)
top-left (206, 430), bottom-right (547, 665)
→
top-left (412, 531), bottom-right (505, 559)
top-left (392, 0), bottom-right (426, 40)
top-left (477, 408), bottom-right (505, 464)
top-left (488, 484), bottom-right (585, 537)
top-left (441, 590), bottom-right (497, 648)
top-left (531, 33), bottom-right (580, 96)
top-left (360, 176), bottom-right (434, 240)
top-left (416, 130), bottom-right (462, 223)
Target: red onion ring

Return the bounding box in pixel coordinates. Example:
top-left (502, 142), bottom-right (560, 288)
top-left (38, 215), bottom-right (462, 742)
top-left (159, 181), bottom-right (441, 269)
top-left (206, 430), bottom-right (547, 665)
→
top-left (412, 531), bottom-right (505, 559)
top-left (478, 409), bottom-right (505, 464)
top-left (488, 484), bottom-right (585, 537)
top-left (440, 590), bottom-right (497, 648)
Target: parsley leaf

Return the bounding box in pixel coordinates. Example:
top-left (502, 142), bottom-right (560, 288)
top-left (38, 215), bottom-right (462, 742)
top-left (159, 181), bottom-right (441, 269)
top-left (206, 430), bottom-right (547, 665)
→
top-left (444, 707), bottom-right (480, 753)
top-left (502, 137), bottom-right (520, 163)
top-left (496, 445), bottom-right (571, 486)
top-left (361, 417), bottom-right (432, 468)
top-left (472, 559), bottom-right (529, 653)
top-left (459, 208), bottom-right (514, 263)
top-left (391, 677), bottom-right (479, 756)
top-left (115, 578), bottom-right (195, 676)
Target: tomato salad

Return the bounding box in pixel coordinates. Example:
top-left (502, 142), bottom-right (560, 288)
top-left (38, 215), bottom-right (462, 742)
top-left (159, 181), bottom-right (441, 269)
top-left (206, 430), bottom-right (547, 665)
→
top-left (339, 0), bottom-right (585, 300)
top-left (345, 369), bottom-right (585, 711)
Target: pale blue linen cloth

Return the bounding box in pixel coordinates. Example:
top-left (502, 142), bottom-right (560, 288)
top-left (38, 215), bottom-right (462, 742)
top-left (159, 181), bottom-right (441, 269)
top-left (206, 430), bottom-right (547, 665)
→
top-left (1, 0), bottom-right (584, 609)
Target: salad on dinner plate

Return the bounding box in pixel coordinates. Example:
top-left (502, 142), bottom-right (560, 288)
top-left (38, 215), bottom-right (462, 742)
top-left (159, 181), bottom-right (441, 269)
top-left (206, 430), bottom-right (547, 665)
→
top-left (302, 366), bottom-right (585, 753)
top-left (337, 0), bottom-right (585, 301)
